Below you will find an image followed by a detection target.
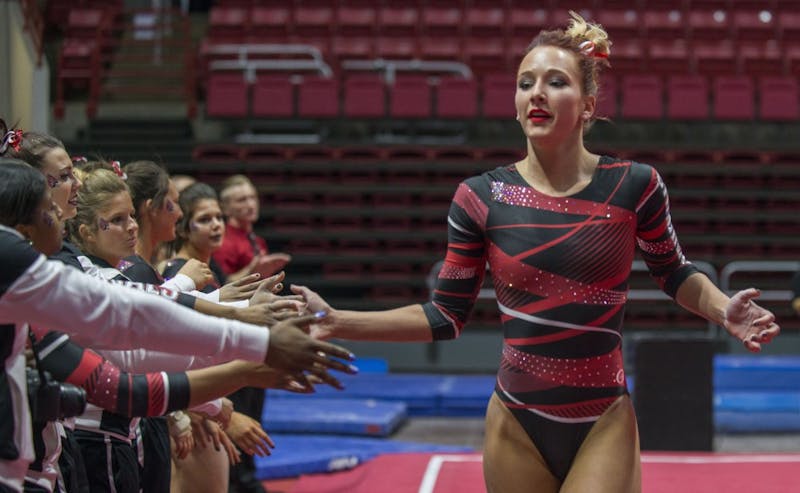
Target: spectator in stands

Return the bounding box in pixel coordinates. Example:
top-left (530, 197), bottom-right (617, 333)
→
top-left (213, 174), bottom-right (291, 282)
top-left (0, 157), bottom-right (356, 493)
top-left (290, 12), bottom-right (780, 493)
top-left (791, 272), bottom-right (800, 316)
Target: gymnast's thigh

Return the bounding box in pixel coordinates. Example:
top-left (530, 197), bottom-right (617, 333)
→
top-left (482, 393), bottom-right (560, 493)
top-left (561, 395), bottom-right (641, 493)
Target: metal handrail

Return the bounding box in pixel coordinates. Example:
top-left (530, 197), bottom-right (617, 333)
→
top-left (720, 260), bottom-right (800, 302)
top-left (341, 59), bottom-right (472, 84)
top-left (209, 59), bottom-right (333, 81)
top-left (205, 43), bottom-right (326, 63)
top-left (206, 43), bottom-right (333, 79)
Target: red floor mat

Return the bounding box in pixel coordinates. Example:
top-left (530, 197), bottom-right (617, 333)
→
top-left (288, 452), bottom-right (800, 493)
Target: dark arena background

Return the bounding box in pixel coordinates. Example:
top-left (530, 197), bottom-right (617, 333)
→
top-left (3, 1), bottom-right (800, 491)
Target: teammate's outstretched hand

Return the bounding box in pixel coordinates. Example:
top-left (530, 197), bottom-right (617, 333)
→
top-left (265, 313), bottom-right (356, 384)
top-left (218, 273), bottom-right (263, 302)
top-left (724, 288), bottom-right (781, 352)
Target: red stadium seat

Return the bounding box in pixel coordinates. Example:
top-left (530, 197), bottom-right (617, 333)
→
top-left (330, 36), bottom-right (374, 62)
top-left (694, 40), bottom-right (738, 75)
top-left (389, 75), bottom-right (432, 119)
top-left (647, 39), bottom-right (691, 75)
top-left (508, 7), bottom-right (550, 41)
top-left (250, 7), bottom-right (291, 42)
top-left (687, 9), bottom-right (732, 41)
top-left (343, 74), bottom-right (386, 118)
top-left (336, 6), bottom-right (377, 37)
top-left (758, 76), bottom-right (799, 121)
top-left (732, 9), bottom-right (778, 41)
top-left (465, 6), bottom-right (506, 39)
top-left (375, 37), bottom-right (418, 59)
top-left (481, 73), bottom-right (516, 119)
top-left (776, 11), bottom-right (800, 41)
top-left (595, 74), bottom-right (618, 120)
top-left (206, 72), bottom-right (248, 118)
top-left (738, 40), bottom-right (784, 75)
top-left (421, 6), bottom-right (462, 37)
top-left (620, 75), bottom-right (664, 120)
top-left (609, 42), bottom-right (646, 75)
top-left (418, 36), bottom-right (462, 61)
top-left (643, 9), bottom-right (687, 40)
top-left (666, 75), bottom-right (709, 120)
top-left (595, 9), bottom-right (642, 42)
top-left (293, 6), bottom-right (334, 38)
top-left (436, 76), bottom-right (478, 119)
top-left (712, 75), bottom-right (755, 120)
top-left (377, 6), bottom-right (420, 38)
top-left (65, 8), bottom-right (109, 39)
top-left (208, 7), bottom-right (249, 43)
top-left (251, 74), bottom-right (294, 118)
top-left (297, 76), bottom-right (339, 118)
top-left (463, 38), bottom-right (506, 75)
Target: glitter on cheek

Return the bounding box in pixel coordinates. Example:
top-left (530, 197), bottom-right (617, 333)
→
top-left (189, 221), bottom-right (199, 232)
top-left (98, 218), bottom-right (110, 231)
top-left (46, 175), bottom-right (59, 188)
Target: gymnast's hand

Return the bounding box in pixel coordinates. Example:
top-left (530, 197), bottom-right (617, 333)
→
top-left (724, 288), bottom-right (781, 352)
top-left (218, 273), bottom-right (263, 302)
top-left (225, 411), bottom-right (274, 458)
top-left (232, 360), bottom-right (320, 392)
top-left (265, 313), bottom-right (356, 385)
top-left (176, 258), bottom-right (214, 290)
top-left (289, 284), bottom-right (335, 340)
top-left (249, 271), bottom-right (306, 309)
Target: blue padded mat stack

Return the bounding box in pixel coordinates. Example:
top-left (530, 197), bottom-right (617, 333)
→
top-left (262, 398), bottom-right (407, 437)
top-left (713, 355), bottom-right (800, 432)
top-left (437, 375), bottom-right (496, 416)
top-left (271, 373), bottom-right (445, 416)
top-left (254, 434), bottom-right (473, 479)
top-left (257, 359), bottom-right (485, 480)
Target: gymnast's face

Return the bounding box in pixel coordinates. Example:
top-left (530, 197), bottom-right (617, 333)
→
top-left (39, 147), bottom-right (82, 220)
top-left (185, 198), bottom-right (225, 255)
top-left (82, 191), bottom-right (139, 267)
top-left (515, 45), bottom-right (595, 146)
top-left (24, 188), bottom-right (64, 256)
top-left (150, 180), bottom-right (183, 243)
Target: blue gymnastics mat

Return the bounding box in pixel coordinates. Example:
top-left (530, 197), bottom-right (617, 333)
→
top-left (437, 375), bottom-right (496, 416)
top-left (254, 433), bottom-right (474, 480)
top-left (270, 373), bottom-right (445, 416)
top-left (270, 373), bottom-right (500, 416)
top-left (714, 355), bottom-right (800, 391)
top-left (262, 398), bottom-right (408, 437)
top-left (714, 391), bottom-right (800, 432)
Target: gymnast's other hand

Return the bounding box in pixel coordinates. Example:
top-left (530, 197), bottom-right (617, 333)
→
top-left (724, 288), bottom-right (781, 352)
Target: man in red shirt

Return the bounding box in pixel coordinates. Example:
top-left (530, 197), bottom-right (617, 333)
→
top-left (213, 175), bottom-right (290, 282)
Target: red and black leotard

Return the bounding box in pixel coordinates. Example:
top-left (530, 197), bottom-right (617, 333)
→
top-left (422, 157), bottom-right (700, 480)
